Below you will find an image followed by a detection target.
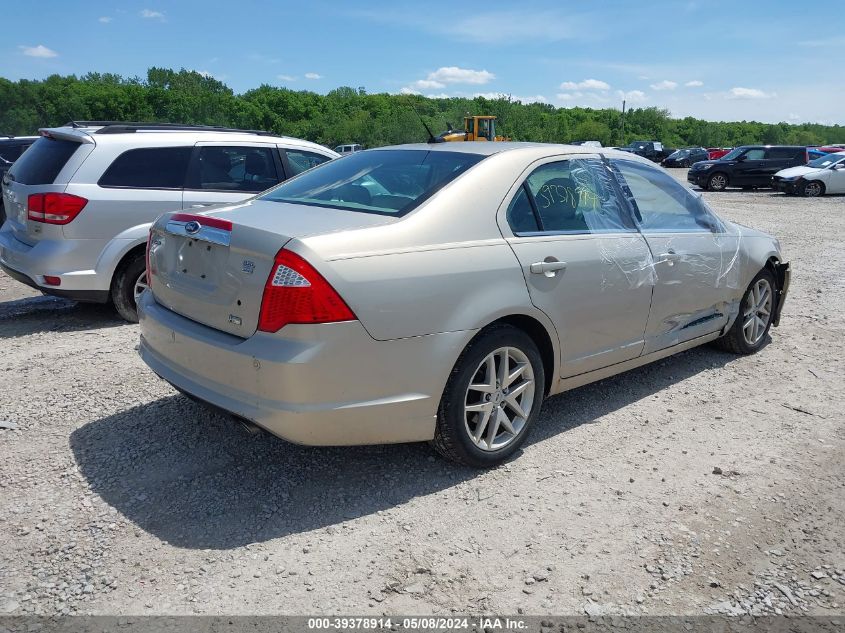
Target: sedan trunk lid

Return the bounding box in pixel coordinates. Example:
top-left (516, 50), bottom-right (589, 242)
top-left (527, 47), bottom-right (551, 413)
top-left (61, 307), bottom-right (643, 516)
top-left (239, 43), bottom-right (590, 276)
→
top-left (148, 199), bottom-right (396, 337)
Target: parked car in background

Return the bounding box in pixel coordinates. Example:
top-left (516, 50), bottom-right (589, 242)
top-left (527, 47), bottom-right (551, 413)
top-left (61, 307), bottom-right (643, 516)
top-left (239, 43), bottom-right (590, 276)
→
top-left (0, 135), bottom-right (38, 224)
top-left (772, 151), bottom-right (845, 197)
top-left (619, 140), bottom-right (674, 162)
top-left (707, 148), bottom-right (732, 160)
top-left (334, 143), bottom-right (363, 155)
top-left (139, 143), bottom-right (789, 467)
top-left (0, 122), bottom-right (337, 321)
top-left (818, 145), bottom-right (845, 153)
top-left (687, 145), bottom-right (808, 191)
top-left (661, 147), bottom-right (709, 168)
top-left (807, 148), bottom-right (829, 161)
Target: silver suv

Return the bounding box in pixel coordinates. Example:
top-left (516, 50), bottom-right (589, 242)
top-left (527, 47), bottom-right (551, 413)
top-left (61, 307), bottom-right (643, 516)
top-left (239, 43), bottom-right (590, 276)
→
top-left (0, 122), bottom-right (337, 321)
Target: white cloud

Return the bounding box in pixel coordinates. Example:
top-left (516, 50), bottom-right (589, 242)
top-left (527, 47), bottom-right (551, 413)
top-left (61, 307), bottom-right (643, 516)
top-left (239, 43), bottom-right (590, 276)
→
top-left (650, 80), bottom-right (677, 91)
top-left (304, 72), bottom-right (322, 80)
top-left (409, 79), bottom-right (446, 90)
top-left (428, 67), bottom-right (495, 85)
top-left (98, 16), bottom-right (112, 23)
top-left (277, 74), bottom-right (297, 82)
top-left (140, 9), bottom-right (165, 19)
top-left (18, 44), bottom-right (58, 58)
top-left (617, 90), bottom-right (647, 103)
top-left (399, 87), bottom-right (420, 95)
top-left (401, 66), bottom-right (495, 96)
top-left (727, 87), bottom-right (776, 100)
top-left (560, 78), bottom-right (610, 91)
top-left (556, 92), bottom-right (583, 101)
top-left (685, 80), bottom-right (703, 87)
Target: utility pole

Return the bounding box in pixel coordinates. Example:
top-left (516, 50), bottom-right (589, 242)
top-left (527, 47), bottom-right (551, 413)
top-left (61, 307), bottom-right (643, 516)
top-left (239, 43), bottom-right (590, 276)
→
top-left (620, 99), bottom-right (626, 146)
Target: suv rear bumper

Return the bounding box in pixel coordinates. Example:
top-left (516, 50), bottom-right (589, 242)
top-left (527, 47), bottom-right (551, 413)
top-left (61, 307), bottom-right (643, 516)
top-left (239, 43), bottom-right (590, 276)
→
top-left (0, 260), bottom-right (108, 302)
top-left (137, 292), bottom-right (469, 446)
top-left (0, 227), bottom-right (111, 301)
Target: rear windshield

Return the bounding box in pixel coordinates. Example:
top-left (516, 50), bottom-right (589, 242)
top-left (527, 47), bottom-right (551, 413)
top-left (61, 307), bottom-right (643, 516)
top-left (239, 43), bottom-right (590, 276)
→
top-left (8, 137), bottom-right (81, 185)
top-left (260, 149), bottom-right (485, 216)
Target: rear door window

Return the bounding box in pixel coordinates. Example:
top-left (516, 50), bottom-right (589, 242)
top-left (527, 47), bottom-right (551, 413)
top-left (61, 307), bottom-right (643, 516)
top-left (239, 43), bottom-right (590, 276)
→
top-left (7, 137), bottom-right (81, 185)
top-left (506, 158), bottom-right (635, 235)
top-left (189, 146), bottom-right (280, 193)
top-left (284, 149), bottom-right (332, 176)
top-left (99, 147), bottom-right (192, 189)
top-left (743, 149), bottom-right (766, 160)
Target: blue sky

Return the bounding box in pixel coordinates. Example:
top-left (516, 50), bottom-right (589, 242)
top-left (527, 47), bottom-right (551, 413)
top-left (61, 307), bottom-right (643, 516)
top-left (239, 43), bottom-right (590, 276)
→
top-left (4, 0), bottom-right (844, 125)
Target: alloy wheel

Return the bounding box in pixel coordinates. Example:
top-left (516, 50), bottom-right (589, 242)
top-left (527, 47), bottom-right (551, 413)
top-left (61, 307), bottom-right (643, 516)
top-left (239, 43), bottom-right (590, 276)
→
top-left (133, 270), bottom-right (149, 305)
top-left (804, 181), bottom-right (823, 197)
top-left (464, 346), bottom-right (535, 451)
top-left (709, 173), bottom-right (727, 190)
top-left (742, 278), bottom-right (772, 346)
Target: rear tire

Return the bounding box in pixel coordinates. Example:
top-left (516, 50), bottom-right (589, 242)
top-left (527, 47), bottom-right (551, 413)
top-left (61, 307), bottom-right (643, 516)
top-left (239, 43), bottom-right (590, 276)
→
top-left (432, 324), bottom-right (545, 468)
top-left (111, 253), bottom-right (147, 323)
top-left (714, 269), bottom-right (777, 355)
top-left (707, 172), bottom-right (728, 191)
top-left (801, 180), bottom-right (825, 197)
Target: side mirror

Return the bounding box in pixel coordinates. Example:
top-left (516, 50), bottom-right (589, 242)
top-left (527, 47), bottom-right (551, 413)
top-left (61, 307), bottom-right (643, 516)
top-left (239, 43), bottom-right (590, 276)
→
top-left (735, 155), bottom-right (746, 162)
top-left (834, 163), bottom-right (845, 170)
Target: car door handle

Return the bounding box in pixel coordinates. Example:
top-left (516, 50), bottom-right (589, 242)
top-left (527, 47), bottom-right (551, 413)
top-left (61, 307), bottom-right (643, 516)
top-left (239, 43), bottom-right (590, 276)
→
top-left (530, 260), bottom-right (567, 275)
top-left (658, 250), bottom-right (680, 266)
top-left (190, 204), bottom-right (210, 208)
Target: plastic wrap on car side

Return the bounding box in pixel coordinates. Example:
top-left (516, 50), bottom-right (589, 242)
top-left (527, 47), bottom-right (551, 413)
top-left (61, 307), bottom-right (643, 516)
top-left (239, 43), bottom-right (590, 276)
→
top-left (607, 158), bottom-right (744, 291)
top-left (571, 158), bottom-right (659, 289)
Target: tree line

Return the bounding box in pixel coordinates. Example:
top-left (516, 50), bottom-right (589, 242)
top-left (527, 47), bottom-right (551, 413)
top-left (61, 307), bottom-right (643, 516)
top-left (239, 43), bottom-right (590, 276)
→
top-left (1, 68), bottom-right (842, 149)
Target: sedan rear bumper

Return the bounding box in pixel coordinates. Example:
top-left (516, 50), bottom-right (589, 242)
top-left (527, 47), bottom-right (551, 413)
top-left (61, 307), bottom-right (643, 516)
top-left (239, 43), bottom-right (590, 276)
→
top-left (137, 292), bottom-right (469, 446)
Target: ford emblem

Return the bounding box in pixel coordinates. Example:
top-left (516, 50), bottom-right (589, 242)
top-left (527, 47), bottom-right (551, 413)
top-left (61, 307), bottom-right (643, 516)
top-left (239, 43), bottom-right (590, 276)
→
top-left (185, 221), bottom-right (201, 234)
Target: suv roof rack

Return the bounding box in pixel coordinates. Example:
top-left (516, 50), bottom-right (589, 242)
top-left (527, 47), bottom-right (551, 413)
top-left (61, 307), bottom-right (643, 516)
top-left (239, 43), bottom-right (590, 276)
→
top-left (63, 121), bottom-right (277, 137)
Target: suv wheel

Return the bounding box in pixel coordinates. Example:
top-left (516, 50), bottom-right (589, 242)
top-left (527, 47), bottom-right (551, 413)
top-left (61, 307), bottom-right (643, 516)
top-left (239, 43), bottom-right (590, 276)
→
top-left (707, 172), bottom-right (728, 191)
top-left (111, 253), bottom-right (147, 323)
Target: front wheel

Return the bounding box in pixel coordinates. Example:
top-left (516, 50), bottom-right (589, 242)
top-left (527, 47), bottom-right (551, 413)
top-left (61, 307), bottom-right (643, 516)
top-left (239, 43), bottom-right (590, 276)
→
top-left (715, 269), bottom-right (777, 355)
top-left (432, 325), bottom-right (545, 468)
top-left (707, 172), bottom-right (728, 191)
top-left (801, 180), bottom-right (824, 197)
top-left (111, 253), bottom-right (147, 323)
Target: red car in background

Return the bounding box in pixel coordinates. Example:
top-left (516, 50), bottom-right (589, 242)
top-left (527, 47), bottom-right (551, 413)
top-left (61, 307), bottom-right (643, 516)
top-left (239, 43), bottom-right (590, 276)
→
top-left (817, 146), bottom-right (845, 154)
top-left (707, 147), bottom-right (732, 160)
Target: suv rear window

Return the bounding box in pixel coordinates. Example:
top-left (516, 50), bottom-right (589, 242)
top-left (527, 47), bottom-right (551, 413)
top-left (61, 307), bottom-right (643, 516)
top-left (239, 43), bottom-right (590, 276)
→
top-left (99, 147), bottom-right (192, 189)
top-left (7, 137), bottom-right (81, 185)
top-left (261, 149), bottom-right (485, 216)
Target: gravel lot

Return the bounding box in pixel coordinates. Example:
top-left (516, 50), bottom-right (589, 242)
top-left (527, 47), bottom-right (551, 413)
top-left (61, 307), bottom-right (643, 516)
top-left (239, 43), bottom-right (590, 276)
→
top-left (1, 171), bottom-right (843, 618)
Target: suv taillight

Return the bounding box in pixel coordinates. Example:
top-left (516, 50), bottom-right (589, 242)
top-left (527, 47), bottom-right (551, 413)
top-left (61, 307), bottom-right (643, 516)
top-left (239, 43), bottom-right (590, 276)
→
top-left (257, 249), bottom-right (355, 333)
top-left (28, 193), bottom-right (87, 225)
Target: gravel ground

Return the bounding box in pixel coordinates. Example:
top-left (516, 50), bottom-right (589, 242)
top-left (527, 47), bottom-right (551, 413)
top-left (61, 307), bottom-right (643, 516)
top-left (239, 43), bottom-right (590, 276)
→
top-left (0, 171), bottom-right (843, 617)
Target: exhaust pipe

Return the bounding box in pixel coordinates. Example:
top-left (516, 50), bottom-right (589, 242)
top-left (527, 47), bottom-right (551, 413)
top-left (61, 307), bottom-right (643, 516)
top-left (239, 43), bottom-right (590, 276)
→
top-left (237, 418), bottom-right (264, 436)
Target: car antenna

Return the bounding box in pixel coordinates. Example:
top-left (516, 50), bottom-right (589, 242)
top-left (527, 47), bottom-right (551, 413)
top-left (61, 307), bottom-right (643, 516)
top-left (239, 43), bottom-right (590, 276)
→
top-left (408, 105), bottom-right (442, 144)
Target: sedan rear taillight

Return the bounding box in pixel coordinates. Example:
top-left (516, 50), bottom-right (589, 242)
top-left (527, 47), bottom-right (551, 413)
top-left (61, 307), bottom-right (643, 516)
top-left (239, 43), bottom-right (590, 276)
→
top-left (257, 249), bottom-right (355, 333)
top-left (28, 193), bottom-right (88, 225)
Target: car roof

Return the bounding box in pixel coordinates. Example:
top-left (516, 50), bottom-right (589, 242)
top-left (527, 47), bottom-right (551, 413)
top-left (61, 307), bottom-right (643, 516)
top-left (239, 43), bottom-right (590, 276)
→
top-left (368, 142), bottom-right (657, 163)
top-left (37, 125), bottom-right (335, 154)
top-left (0, 136), bottom-right (38, 141)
